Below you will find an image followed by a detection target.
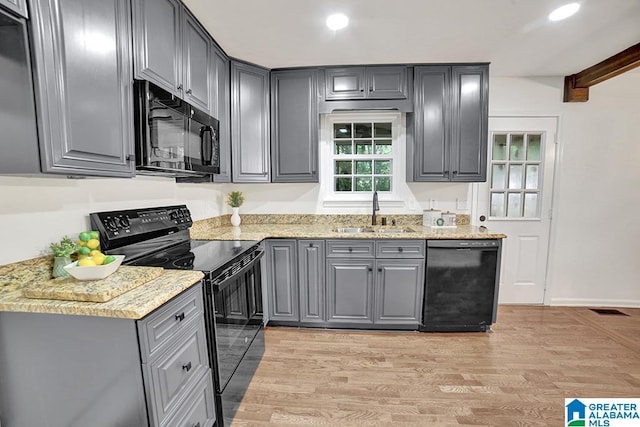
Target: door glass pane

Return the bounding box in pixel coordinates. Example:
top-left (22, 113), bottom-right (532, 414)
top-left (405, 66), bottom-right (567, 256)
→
top-left (374, 123), bottom-right (392, 138)
top-left (374, 140), bottom-right (392, 154)
top-left (490, 193), bottom-right (505, 217)
top-left (355, 142), bottom-right (372, 154)
top-left (510, 134), bottom-right (525, 160)
top-left (374, 160), bottom-right (391, 174)
top-left (524, 193), bottom-right (538, 218)
top-left (525, 165), bottom-right (539, 189)
top-left (355, 160), bottom-right (372, 174)
top-left (335, 160), bottom-right (352, 175)
top-left (491, 164), bottom-right (506, 190)
top-left (509, 165), bottom-right (523, 189)
top-left (335, 141), bottom-right (352, 155)
top-left (334, 123), bottom-right (351, 138)
top-left (375, 177), bottom-right (391, 191)
top-left (507, 193), bottom-right (522, 217)
top-left (354, 123), bottom-right (372, 138)
top-left (492, 134), bottom-right (507, 160)
top-left (527, 134), bottom-right (541, 160)
top-left (335, 177), bottom-right (352, 191)
top-left (355, 177), bottom-right (372, 191)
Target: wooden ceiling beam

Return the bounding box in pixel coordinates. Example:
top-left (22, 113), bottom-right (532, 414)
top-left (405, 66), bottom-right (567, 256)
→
top-left (563, 42), bottom-right (640, 102)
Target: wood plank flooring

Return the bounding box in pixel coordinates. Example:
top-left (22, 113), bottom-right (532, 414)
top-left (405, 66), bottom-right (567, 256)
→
top-left (232, 306), bottom-right (640, 426)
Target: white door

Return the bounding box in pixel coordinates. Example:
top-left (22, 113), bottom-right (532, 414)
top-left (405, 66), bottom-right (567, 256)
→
top-left (474, 117), bottom-right (557, 304)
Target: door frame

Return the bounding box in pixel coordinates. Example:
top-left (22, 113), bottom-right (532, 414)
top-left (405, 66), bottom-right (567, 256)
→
top-left (471, 114), bottom-right (562, 305)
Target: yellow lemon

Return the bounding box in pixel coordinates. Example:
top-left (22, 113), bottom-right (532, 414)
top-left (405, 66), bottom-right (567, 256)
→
top-left (77, 240), bottom-right (87, 247)
top-left (92, 254), bottom-right (106, 265)
top-left (77, 258), bottom-right (97, 267)
top-left (86, 239), bottom-right (100, 250)
top-left (89, 250), bottom-right (103, 257)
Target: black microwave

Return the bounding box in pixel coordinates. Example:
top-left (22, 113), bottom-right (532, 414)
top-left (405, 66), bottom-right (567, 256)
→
top-left (133, 80), bottom-right (220, 177)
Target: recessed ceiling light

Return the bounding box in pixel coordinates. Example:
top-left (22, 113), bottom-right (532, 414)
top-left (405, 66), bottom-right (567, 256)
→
top-left (326, 13), bottom-right (349, 31)
top-left (548, 3), bottom-right (580, 21)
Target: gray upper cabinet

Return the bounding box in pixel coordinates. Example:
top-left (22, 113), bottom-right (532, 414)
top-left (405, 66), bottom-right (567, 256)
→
top-left (266, 240), bottom-right (299, 322)
top-left (30, 0), bottom-right (135, 177)
top-left (132, 0), bottom-right (210, 112)
top-left (210, 43), bottom-right (231, 182)
top-left (231, 60), bottom-right (271, 183)
top-left (1, 0), bottom-right (27, 18)
top-left (298, 240), bottom-right (325, 324)
top-left (325, 66), bottom-right (408, 100)
top-left (271, 69), bottom-right (319, 183)
top-left (410, 64), bottom-right (488, 182)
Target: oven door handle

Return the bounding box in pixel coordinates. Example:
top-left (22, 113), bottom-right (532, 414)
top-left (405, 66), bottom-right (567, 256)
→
top-left (211, 248), bottom-right (264, 293)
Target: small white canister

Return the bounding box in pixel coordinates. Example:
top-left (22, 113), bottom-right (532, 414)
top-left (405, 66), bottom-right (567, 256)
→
top-left (423, 209), bottom-right (442, 227)
top-left (441, 211), bottom-right (457, 227)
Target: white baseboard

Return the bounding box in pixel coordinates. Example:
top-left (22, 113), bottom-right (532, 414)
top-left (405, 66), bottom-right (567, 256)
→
top-left (548, 298), bottom-right (640, 308)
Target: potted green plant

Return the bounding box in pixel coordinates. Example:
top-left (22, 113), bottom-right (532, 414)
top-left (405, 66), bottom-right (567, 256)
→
top-left (226, 191), bottom-right (244, 226)
top-left (49, 236), bottom-right (78, 278)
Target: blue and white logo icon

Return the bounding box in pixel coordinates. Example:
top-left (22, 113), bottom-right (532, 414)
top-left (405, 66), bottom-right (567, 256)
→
top-left (565, 398), bottom-right (640, 427)
top-left (566, 399), bottom-right (586, 426)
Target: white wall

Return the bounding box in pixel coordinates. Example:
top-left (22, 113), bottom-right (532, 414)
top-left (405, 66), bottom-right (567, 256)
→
top-left (490, 73), bottom-right (640, 307)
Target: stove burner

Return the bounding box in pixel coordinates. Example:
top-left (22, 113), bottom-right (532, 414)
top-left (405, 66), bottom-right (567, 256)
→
top-left (172, 253), bottom-right (195, 269)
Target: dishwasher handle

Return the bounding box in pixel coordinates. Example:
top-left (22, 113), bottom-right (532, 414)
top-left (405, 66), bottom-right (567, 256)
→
top-left (427, 239), bottom-right (499, 249)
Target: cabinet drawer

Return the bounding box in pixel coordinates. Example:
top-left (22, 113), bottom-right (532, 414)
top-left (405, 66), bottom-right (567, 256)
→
top-left (144, 316), bottom-right (210, 426)
top-left (138, 284), bottom-right (204, 362)
top-left (326, 240), bottom-right (374, 258)
top-left (376, 240), bottom-right (425, 258)
top-left (162, 369), bottom-right (216, 427)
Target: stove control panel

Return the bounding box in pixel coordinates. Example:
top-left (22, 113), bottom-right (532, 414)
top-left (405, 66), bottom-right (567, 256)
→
top-left (90, 205), bottom-right (192, 249)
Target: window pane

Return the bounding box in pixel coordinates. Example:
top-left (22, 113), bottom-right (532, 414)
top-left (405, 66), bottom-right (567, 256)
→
top-left (491, 164), bottom-right (506, 190)
top-left (355, 142), bottom-right (372, 154)
top-left (374, 140), bottom-right (392, 155)
top-left (335, 141), bottom-right (352, 155)
top-left (354, 123), bottom-right (372, 138)
top-left (355, 177), bottom-right (372, 191)
top-left (355, 160), bottom-right (372, 174)
top-left (375, 176), bottom-right (391, 191)
top-left (334, 123), bottom-right (351, 138)
top-left (507, 193), bottom-right (522, 217)
top-left (524, 193), bottom-right (538, 218)
top-left (510, 134), bottom-right (525, 160)
top-left (374, 122), bottom-right (392, 138)
top-left (508, 164), bottom-right (523, 189)
top-left (374, 160), bottom-right (391, 174)
top-left (525, 165), bottom-right (539, 189)
top-left (490, 193), bottom-right (505, 217)
top-left (335, 177), bottom-right (352, 192)
top-left (527, 134), bottom-right (541, 161)
top-left (335, 160), bottom-right (352, 175)
top-left (492, 134), bottom-right (507, 160)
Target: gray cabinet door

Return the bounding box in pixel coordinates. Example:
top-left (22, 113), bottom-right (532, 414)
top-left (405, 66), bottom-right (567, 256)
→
top-left (30, 0), bottom-right (135, 177)
top-left (1, 0), bottom-right (27, 17)
top-left (450, 65), bottom-right (488, 182)
top-left (182, 11), bottom-right (210, 112)
top-left (298, 240), bottom-right (325, 324)
top-left (325, 66), bottom-right (408, 100)
top-left (326, 259), bottom-right (374, 325)
top-left (366, 66), bottom-right (408, 99)
top-left (271, 69), bottom-right (319, 183)
top-left (231, 60), bottom-right (271, 182)
top-left (374, 259), bottom-right (424, 326)
top-left (325, 67), bottom-right (366, 100)
top-left (412, 66), bottom-right (450, 181)
top-left (211, 44), bottom-right (231, 182)
top-left (132, 0), bottom-right (182, 95)
top-left (266, 240), bottom-right (299, 322)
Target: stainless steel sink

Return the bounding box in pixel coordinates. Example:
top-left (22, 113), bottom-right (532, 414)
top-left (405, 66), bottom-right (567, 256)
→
top-left (333, 227), bottom-right (375, 233)
top-left (377, 227), bottom-right (416, 234)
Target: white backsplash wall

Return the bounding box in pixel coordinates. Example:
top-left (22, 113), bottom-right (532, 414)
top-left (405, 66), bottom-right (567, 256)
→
top-left (0, 175), bottom-right (226, 265)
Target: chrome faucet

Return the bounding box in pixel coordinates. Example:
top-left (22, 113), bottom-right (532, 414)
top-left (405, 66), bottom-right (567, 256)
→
top-left (372, 191), bottom-right (379, 225)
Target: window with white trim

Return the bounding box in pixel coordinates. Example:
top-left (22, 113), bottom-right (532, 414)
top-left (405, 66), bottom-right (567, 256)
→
top-left (321, 112), bottom-right (405, 205)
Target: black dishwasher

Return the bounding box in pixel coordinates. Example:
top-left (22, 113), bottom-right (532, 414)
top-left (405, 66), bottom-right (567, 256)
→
top-left (421, 240), bottom-right (501, 332)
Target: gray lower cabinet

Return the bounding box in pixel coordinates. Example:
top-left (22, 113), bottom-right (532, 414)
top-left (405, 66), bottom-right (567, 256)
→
top-left (0, 283), bottom-right (216, 427)
top-left (231, 60), bottom-right (271, 182)
top-left (298, 240), bottom-right (326, 324)
top-left (374, 259), bottom-right (424, 326)
top-left (271, 69), bottom-right (319, 183)
top-left (132, 0), bottom-right (210, 112)
top-left (30, 0), bottom-right (135, 177)
top-left (326, 258), bottom-right (375, 325)
top-left (265, 239), bottom-right (299, 322)
top-left (1, 0), bottom-right (27, 17)
top-left (410, 64), bottom-right (488, 182)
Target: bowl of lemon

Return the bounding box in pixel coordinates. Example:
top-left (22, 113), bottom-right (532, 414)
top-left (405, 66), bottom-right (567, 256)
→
top-left (63, 254), bottom-right (125, 281)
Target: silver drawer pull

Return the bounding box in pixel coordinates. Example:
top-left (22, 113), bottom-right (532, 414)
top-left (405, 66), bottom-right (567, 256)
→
top-left (182, 361), bottom-right (192, 372)
top-left (175, 312), bottom-right (185, 322)
top-left (398, 247), bottom-right (404, 252)
top-left (348, 247), bottom-right (353, 252)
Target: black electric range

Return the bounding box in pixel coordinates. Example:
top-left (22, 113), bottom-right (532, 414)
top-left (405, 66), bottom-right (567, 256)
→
top-left (90, 205), bottom-right (265, 427)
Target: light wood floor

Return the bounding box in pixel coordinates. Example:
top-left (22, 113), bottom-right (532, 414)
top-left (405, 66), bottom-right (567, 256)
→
top-left (232, 306), bottom-right (640, 426)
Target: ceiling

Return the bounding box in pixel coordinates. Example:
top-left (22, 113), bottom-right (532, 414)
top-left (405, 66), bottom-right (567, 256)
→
top-left (182, 0), bottom-right (640, 77)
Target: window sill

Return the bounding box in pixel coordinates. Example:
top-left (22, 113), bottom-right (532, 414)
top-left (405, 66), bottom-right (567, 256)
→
top-left (322, 199), bottom-right (407, 209)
